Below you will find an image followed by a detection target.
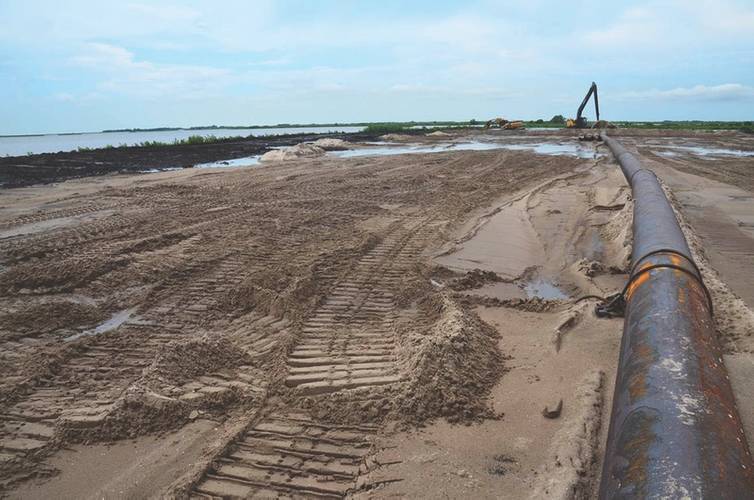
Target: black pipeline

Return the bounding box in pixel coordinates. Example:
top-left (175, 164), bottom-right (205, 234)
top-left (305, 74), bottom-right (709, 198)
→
top-left (598, 133), bottom-right (754, 498)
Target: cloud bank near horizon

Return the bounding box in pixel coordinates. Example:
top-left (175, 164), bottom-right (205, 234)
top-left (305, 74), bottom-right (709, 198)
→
top-left (1, 0), bottom-right (753, 134)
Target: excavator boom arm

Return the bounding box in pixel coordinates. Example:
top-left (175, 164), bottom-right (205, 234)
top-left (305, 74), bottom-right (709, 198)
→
top-left (577, 82), bottom-right (599, 122)
top-left (571, 82), bottom-right (600, 128)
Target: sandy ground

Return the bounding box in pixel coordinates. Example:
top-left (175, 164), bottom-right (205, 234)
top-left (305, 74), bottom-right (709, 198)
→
top-left (0, 129), bottom-right (752, 499)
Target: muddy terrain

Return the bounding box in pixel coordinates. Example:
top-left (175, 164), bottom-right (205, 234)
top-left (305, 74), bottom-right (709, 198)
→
top-left (0, 129), bottom-right (752, 499)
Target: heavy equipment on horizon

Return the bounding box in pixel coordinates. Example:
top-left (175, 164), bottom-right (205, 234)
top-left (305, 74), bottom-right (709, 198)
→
top-left (567, 81), bottom-right (600, 128)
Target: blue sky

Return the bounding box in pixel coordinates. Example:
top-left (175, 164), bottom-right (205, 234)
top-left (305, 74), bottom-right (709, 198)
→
top-left (1, 0), bottom-right (753, 134)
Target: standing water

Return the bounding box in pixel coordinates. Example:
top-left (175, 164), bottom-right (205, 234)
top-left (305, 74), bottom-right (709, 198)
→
top-left (0, 126), bottom-right (365, 157)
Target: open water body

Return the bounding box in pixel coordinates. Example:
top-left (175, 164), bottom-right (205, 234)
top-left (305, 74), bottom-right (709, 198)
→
top-left (0, 126), bottom-right (365, 156)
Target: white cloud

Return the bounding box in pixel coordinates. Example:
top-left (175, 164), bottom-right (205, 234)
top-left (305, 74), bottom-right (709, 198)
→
top-left (582, 6), bottom-right (662, 47)
top-left (3, 0), bottom-right (754, 131)
top-left (618, 83), bottom-right (754, 101)
top-left (581, 0), bottom-right (754, 50)
top-left (70, 43), bottom-right (231, 99)
top-left (683, 0), bottom-right (754, 36)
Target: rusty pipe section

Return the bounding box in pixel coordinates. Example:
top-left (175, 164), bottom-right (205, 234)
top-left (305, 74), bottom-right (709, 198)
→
top-left (598, 134), bottom-right (754, 499)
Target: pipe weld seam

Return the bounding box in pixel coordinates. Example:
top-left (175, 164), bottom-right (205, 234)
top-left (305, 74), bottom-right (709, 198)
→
top-left (626, 263), bottom-right (714, 314)
top-left (631, 248), bottom-right (701, 278)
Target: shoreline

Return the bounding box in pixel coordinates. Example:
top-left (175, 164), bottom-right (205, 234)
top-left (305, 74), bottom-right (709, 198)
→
top-left (0, 130), bottom-right (397, 188)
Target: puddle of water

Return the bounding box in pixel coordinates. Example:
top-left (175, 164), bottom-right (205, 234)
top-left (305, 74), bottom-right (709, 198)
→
top-left (65, 308), bottom-right (136, 342)
top-left (194, 155), bottom-right (261, 169)
top-left (140, 167), bottom-right (184, 173)
top-left (662, 145), bottom-right (754, 158)
top-left (435, 199), bottom-right (545, 278)
top-left (523, 278), bottom-right (569, 300)
top-left (447, 141), bottom-right (512, 151)
top-left (0, 216), bottom-right (80, 239)
top-left (581, 231), bottom-right (605, 261)
top-left (653, 150), bottom-right (680, 158)
top-left (332, 141), bottom-right (601, 159)
top-left (495, 143), bottom-right (601, 159)
top-left (463, 278), bottom-right (568, 301)
top-left (0, 210), bottom-right (115, 240)
top-left (332, 144), bottom-right (449, 158)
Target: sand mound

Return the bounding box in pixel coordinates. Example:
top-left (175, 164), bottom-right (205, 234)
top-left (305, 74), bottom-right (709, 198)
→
top-left (379, 134), bottom-right (413, 142)
top-left (426, 131), bottom-right (451, 137)
top-left (260, 143), bottom-right (325, 162)
top-left (302, 293), bottom-right (504, 426)
top-left (310, 138), bottom-right (352, 151)
top-left (395, 294), bottom-right (504, 423)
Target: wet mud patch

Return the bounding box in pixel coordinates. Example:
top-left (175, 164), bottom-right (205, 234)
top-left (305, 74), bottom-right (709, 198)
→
top-left (432, 265), bottom-right (571, 301)
top-left (523, 277), bottom-right (569, 300)
top-left (443, 268), bottom-right (504, 291)
top-left (64, 307), bottom-right (135, 341)
top-left (331, 140), bottom-right (603, 160)
top-left (655, 144), bottom-right (754, 159)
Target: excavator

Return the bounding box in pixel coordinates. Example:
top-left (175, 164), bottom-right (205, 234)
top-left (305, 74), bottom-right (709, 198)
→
top-left (566, 82), bottom-right (601, 128)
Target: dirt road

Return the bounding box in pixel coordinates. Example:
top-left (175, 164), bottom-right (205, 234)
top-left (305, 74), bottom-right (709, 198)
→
top-left (1, 130), bottom-right (752, 498)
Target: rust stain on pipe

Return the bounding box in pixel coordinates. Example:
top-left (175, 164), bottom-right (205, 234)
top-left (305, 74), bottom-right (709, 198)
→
top-left (598, 134), bottom-right (754, 499)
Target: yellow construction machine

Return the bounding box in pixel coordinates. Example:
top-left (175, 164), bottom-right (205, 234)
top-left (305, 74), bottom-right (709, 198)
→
top-left (484, 117), bottom-right (509, 128)
top-left (484, 118), bottom-right (525, 130)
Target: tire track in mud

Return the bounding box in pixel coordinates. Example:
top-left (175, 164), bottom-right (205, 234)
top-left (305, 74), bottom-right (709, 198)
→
top-left (285, 226), bottom-right (418, 394)
top-left (192, 413), bottom-right (380, 499)
top-left (188, 220), bottom-right (436, 498)
top-left (0, 202), bottom-right (127, 231)
top-left (0, 328), bottom-right (173, 459)
top-left (0, 209), bottom-right (362, 475)
top-left (1, 146), bottom-right (584, 495)
top-left (0, 244), bottom-right (273, 468)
